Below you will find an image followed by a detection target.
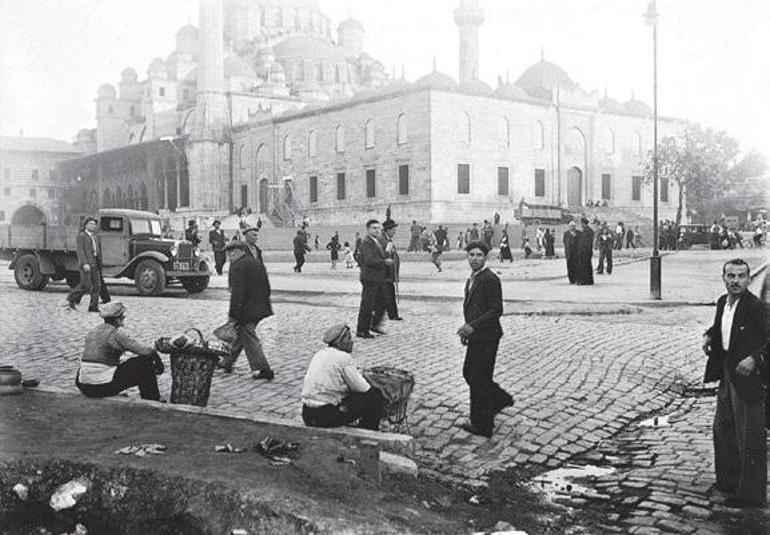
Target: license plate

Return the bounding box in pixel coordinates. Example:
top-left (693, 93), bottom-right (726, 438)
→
top-left (173, 262), bottom-right (190, 270)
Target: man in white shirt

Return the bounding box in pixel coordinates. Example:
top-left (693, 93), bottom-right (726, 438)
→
top-left (702, 258), bottom-right (767, 507)
top-left (301, 324), bottom-right (384, 430)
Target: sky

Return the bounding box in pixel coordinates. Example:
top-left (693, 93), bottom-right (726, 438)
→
top-left (1, 0), bottom-right (768, 161)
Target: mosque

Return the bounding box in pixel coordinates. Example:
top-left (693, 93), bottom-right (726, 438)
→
top-left (60, 0), bottom-right (683, 225)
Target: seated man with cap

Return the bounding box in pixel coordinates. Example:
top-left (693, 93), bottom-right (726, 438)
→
top-left (75, 302), bottom-right (162, 401)
top-left (301, 324), bottom-right (385, 431)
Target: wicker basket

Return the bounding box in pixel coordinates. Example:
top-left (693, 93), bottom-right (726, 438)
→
top-left (362, 366), bottom-right (415, 429)
top-left (168, 329), bottom-right (218, 407)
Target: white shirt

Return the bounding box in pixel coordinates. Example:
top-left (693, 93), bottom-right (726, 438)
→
top-left (86, 230), bottom-right (98, 258)
top-left (720, 297), bottom-right (740, 351)
top-left (301, 347), bottom-right (371, 407)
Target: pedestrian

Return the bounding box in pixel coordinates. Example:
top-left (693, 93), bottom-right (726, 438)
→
top-left (626, 226), bottom-right (636, 249)
top-left (65, 216), bottom-right (105, 312)
top-left (435, 225), bottom-right (448, 252)
top-left (522, 238), bottom-right (533, 258)
top-left (634, 225), bottom-right (644, 248)
top-left (293, 229), bottom-right (311, 273)
top-left (563, 221), bottom-right (579, 284)
top-left (456, 241), bottom-right (513, 437)
top-left (326, 233), bottom-right (341, 270)
top-left (482, 220), bottom-right (494, 249)
top-left (301, 324), bottom-right (385, 431)
top-left (355, 220), bottom-right (391, 338)
top-left (217, 229), bottom-right (275, 380)
top-left (353, 232), bottom-right (363, 266)
top-left (544, 228), bottom-right (555, 258)
top-left (314, 234), bottom-right (320, 251)
top-left (615, 222), bottom-right (625, 250)
top-left (595, 221), bottom-right (615, 275)
top-left (702, 258), bottom-right (767, 506)
top-left (469, 222), bottom-right (480, 242)
top-left (498, 229), bottom-right (513, 262)
top-left (419, 226), bottom-right (431, 252)
top-left (575, 218), bottom-right (594, 285)
top-left (342, 241), bottom-right (355, 268)
top-left (381, 219), bottom-right (403, 320)
top-left (75, 302), bottom-right (162, 401)
top-left (408, 220), bottom-right (421, 252)
top-left (209, 220), bottom-right (227, 276)
top-left (457, 231), bottom-right (465, 250)
top-left (430, 234), bottom-right (443, 272)
top-left (535, 225), bottom-right (545, 252)
top-left (185, 219), bottom-right (201, 247)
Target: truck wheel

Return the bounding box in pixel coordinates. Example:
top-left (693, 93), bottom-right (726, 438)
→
top-left (134, 259), bottom-right (166, 296)
top-left (180, 276), bottom-right (209, 294)
top-left (14, 254), bottom-right (48, 291)
top-left (65, 272), bottom-right (80, 288)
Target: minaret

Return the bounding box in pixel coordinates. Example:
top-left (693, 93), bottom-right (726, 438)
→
top-left (454, 0), bottom-right (485, 84)
top-left (188, 0), bottom-right (230, 211)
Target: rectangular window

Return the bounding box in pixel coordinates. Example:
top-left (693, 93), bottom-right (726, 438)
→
top-left (601, 173), bottom-right (611, 200)
top-left (309, 175), bottom-right (318, 203)
top-left (632, 176), bottom-right (643, 201)
top-left (497, 167), bottom-right (509, 196)
top-left (398, 165), bottom-right (409, 195)
top-left (366, 169), bottom-right (376, 198)
top-left (457, 164), bottom-right (470, 194)
top-left (336, 172), bottom-right (346, 200)
top-left (29, 188), bottom-right (36, 197)
top-left (101, 217), bottom-right (123, 232)
top-left (240, 185), bottom-right (248, 209)
top-left (660, 179), bottom-right (669, 202)
top-left (534, 168), bottom-right (545, 197)
top-left (159, 87), bottom-right (165, 97)
top-left (0, 211), bottom-right (4, 221)
top-left (31, 169), bottom-right (39, 181)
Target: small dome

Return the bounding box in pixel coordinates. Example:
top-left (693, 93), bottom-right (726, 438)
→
top-left (274, 36), bottom-right (345, 62)
top-left (459, 78), bottom-right (493, 96)
top-left (516, 59), bottom-right (576, 99)
top-left (98, 83), bottom-right (116, 99)
top-left (599, 95), bottom-right (624, 113)
top-left (414, 70), bottom-right (458, 90)
top-left (176, 25), bottom-right (198, 55)
top-left (148, 57), bottom-right (167, 78)
top-left (121, 67), bottom-right (138, 82)
top-left (338, 17), bottom-right (364, 32)
top-left (623, 98), bottom-right (652, 116)
top-left (224, 55), bottom-right (257, 79)
top-left (494, 82), bottom-right (529, 100)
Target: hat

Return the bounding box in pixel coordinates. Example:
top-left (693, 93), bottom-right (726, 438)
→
top-left (100, 302), bottom-right (126, 319)
top-left (224, 240), bottom-right (248, 252)
top-left (242, 226), bottom-right (259, 235)
top-left (323, 324), bottom-right (351, 346)
top-left (383, 219), bottom-right (398, 230)
top-left (212, 220), bottom-right (221, 226)
top-left (188, 219), bottom-right (197, 226)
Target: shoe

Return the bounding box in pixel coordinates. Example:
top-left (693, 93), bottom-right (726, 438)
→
top-left (87, 306), bottom-right (100, 313)
top-left (356, 332), bottom-right (374, 339)
top-left (371, 327), bottom-right (387, 335)
top-left (252, 369), bottom-right (274, 381)
top-left (494, 396), bottom-right (514, 414)
top-left (391, 317), bottom-right (404, 321)
top-left (63, 301), bottom-right (77, 311)
top-left (460, 421), bottom-right (492, 438)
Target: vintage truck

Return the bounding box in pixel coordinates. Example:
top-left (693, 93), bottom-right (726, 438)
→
top-left (0, 209), bottom-right (210, 296)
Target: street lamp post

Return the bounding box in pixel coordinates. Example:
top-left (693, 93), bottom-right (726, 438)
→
top-left (645, 1), bottom-right (662, 300)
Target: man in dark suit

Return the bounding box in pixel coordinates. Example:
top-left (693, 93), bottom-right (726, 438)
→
top-left (563, 221), bottom-right (579, 284)
top-left (575, 217), bottom-right (594, 285)
top-left (356, 219), bottom-right (392, 338)
top-left (457, 241), bottom-right (513, 437)
top-left (703, 258), bottom-right (767, 506)
top-left (208, 220), bottom-right (227, 276)
top-left (218, 227), bottom-right (274, 380)
top-left (381, 219), bottom-right (402, 321)
top-left (66, 217), bottom-right (103, 312)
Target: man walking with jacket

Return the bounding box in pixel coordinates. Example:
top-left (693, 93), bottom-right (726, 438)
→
top-left (218, 227), bottom-right (274, 380)
top-left (209, 220), bottom-right (227, 276)
top-left (66, 217), bottom-right (103, 312)
top-left (356, 219), bottom-right (392, 338)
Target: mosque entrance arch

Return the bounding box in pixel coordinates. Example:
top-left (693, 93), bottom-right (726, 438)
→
top-left (258, 178), bottom-right (269, 214)
top-left (11, 204), bottom-right (47, 225)
top-left (567, 167), bottom-right (582, 208)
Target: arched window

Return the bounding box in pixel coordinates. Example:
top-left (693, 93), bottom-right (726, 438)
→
top-left (605, 129), bottom-right (615, 155)
top-left (460, 111), bottom-right (472, 144)
top-left (364, 119), bottom-right (375, 149)
top-left (239, 145), bottom-right (246, 169)
top-left (283, 135), bottom-right (292, 160)
top-left (335, 125), bottom-right (345, 153)
top-left (534, 120), bottom-right (545, 150)
top-left (498, 117), bottom-right (510, 148)
top-left (307, 130), bottom-right (317, 157)
top-left (397, 113), bottom-right (408, 145)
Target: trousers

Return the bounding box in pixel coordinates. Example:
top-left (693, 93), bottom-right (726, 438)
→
top-left (220, 321), bottom-right (271, 372)
top-left (213, 250), bottom-right (226, 275)
top-left (356, 280), bottom-right (386, 334)
top-left (463, 337), bottom-right (512, 434)
top-left (385, 281), bottom-right (399, 319)
top-left (302, 389), bottom-right (384, 431)
top-left (597, 247), bottom-right (613, 274)
top-left (67, 266), bottom-right (104, 309)
top-left (76, 356), bottom-right (160, 401)
top-left (294, 251), bottom-right (306, 272)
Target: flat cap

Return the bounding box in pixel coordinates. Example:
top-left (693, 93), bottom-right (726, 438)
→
top-left (99, 302), bottom-right (126, 319)
top-left (323, 324), bottom-right (351, 346)
top-left (383, 219), bottom-right (398, 230)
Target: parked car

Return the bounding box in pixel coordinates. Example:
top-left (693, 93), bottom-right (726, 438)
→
top-left (678, 224), bottom-right (711, 249)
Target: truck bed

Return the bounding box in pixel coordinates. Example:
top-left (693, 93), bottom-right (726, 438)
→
top-left (0, 224), bottom-right (79, 252)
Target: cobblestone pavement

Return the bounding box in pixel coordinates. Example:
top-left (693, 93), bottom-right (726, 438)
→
top-left (0, 251), bottom-right (767, 534)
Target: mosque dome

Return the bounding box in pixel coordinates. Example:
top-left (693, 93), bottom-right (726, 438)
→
top-left (493, 82), bottom-right (529, 100)
top-left (148, 58), bottom-right (168, 78)
top-left (414, 70), bottom-right (458, 90)
top-left (274, 36), bottom-right (345, 62)
top-left (176, 24), bottom-right (198, 54)
top-left (516, 59), bottom-right (576, 99)
top-left (121, 67), bottom-right (138, 82)
top-left (459, 78), bottom-right (493, 96)
top-left (98, 83), bottom-right (116, 99)
top-left (623, 98), bottom-right (653, 116)
top-left (224, 55), bottom-right (257, 78)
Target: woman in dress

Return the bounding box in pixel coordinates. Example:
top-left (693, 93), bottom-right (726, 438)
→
top-left (499, 231), bottom-right (513, 262)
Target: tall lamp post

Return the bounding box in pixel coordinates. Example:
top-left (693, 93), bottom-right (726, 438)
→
top-left (645, 1), bottom-right (661, 300)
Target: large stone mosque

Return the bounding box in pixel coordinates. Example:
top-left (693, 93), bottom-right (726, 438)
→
top-left (61, 0), bottom-right (683, 225)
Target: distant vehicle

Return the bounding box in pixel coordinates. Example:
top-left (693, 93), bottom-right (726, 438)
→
top-left (0, 209), bottom-right (210, 295)
top-left (678, 224), bottom-right (711, 249)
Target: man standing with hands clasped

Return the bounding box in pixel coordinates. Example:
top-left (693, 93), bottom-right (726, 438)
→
top-left (66, 216), bottom-right (107, 312)
top-left (456, 241), bottom-right (513, 437)
top-left (703, 258), bottom-right (767, 507)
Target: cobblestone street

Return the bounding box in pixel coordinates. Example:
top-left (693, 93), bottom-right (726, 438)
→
top-left (1, 249), bottom-right (768, 533)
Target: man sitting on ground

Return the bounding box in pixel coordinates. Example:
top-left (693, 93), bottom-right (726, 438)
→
top-left (301, 324), bottom-right (384, 431)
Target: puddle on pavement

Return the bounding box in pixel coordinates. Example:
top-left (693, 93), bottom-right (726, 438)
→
top-left (530, 464), bottom-right (615, 502)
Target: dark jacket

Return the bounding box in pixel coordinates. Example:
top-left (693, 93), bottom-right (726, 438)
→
top-left (358, 235), bottom-right (388, 282)
top-left (209, 229), bottom-right (227, 252)
top-left (464, 268), bottom-right (503, 341)
top-left (562, 230), bottom-right (578, 259)
top-left (704, 290), bottom-right (767, 403)
top-left (294, 234), bottom-right (311, 253)
top-left (76, 230), bottom-right (101, 269)
top-left (228, 248), bottom-right (273, 324)
top-left (379, 235), bottom-right (400, 283)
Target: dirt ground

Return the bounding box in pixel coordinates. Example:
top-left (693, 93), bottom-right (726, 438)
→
top-left (0, 390), bottom-right (598, 535)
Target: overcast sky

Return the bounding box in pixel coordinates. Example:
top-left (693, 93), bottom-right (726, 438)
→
top-left (1, 0), bottom-right (768, 160)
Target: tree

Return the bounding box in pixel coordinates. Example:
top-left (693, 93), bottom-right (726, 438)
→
top-left (643, 123), bottom-right (740, 224)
